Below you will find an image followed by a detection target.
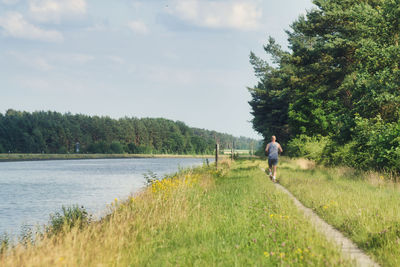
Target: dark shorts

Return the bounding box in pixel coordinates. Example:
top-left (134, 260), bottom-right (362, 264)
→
top-left (268, 158), bottom-right (278, 168)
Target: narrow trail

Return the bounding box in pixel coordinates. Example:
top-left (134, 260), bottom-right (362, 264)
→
top-left (260, 168), bottom-right (379, 267)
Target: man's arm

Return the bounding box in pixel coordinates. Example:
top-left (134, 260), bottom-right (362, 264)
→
top-left (265, 144), bottom-right (270, 154)
top-left (278, 143), bottom-right (283, 153)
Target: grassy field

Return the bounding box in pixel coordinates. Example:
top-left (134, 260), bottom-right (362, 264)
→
top-left (0, 159), bottom-right (350, 266)
top-left (0, 153), bottom-right (218, 162)
top-left (222, 149), bottom-right (251, 155)
top-left (271, 157), bottom-right (400, 266)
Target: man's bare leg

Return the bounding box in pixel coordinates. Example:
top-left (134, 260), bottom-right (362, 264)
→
top-left (272, 165), bottom-right (277, 182)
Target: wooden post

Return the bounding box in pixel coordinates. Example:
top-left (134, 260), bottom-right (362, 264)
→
top-left (232, 142), bottom-right (235, 160)
top-left (231, 143), bottom-right (233, 161)
top-left (215, 143), bottom-right (219, 169)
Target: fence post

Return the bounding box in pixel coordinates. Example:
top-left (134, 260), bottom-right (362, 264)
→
top-left (215, 143), bottom-right (219, 169)
top-left (232, 141), bottom-right (235, 160)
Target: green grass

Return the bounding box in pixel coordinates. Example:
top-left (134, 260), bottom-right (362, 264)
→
top-left (222, 149), bottom-right (251, 155)
top-left (276, 157), bottom-right (400, 266)
top-left (0, 159), bottom-right (351, 266)
top-left (134, 160), bottom-right (350, 266)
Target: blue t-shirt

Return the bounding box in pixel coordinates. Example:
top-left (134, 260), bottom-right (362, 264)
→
top-left (268, 142), bottom-right (279, 160)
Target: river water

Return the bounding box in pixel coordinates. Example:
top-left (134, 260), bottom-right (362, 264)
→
top-left (0, 157), bottom-right (211, 239)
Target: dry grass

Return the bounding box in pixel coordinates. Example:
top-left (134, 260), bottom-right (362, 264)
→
top-left (1, 160), bottom-right (351, 266)
top-left (1, 168), bottom-right (214, 266)
top-left (293, 158), bottom-right (316, 170)
top-left (278, 158), bottom-right (400, 266)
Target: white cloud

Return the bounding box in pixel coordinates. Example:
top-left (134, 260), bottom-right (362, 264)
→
top-left (7, 51), bottom-right (53, 71)
top-left (106, 55), bottom-right (125, 65)
top-left (169, 0), bottom-right (262, 31)
top-left (2, 0), bottom-right (20, 5)
top-left (131, 1), bottom-right (142, 9)
top-left (128, 20), bottom-right (149, 34)
top-left (29, 0), bottom-right (86, 23)
top-left (56, 53), bottom-right (94, 64)
top-left (0, 12), bottom-right (63, 42)
top-left (85, 22), bottom-right (107, 32)
top-left (6, 51), bottom-right (96, 71)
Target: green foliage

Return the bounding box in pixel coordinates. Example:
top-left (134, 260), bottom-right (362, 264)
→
top-left (248, 39), bottom-right (291, 144)
top-left (47, 205), bottom-right (91, 236)
top-left (19, 225), bottom-right (35, 247)
top-left (58, 146), bottom-right (68, 154)
top-left (286, 135), bottom-right (329, 161)
top-left (348, 116), bottom-right (400, 171)
top-left (0, 234), bottom-right (9, 255)
top-left (0, 110), bottom-right (260, 155)
top-left (249, 0), bottom-right (400, 172)
top-left (320, 140), bottom-right (356, 167)
top-left (143, 171), bottom-right (159, 186)
top-left (110, 141), bottom-right (124, 154)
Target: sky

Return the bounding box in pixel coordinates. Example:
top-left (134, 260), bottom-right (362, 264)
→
top-left (0, 0), bottom-right (315, 139)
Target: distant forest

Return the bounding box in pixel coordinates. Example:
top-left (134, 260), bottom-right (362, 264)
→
top-left (0, 109), bottom-right (259, 154)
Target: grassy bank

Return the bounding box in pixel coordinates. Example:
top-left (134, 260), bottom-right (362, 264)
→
top-left (0, 160), bottom-right (350, 266)
top-left (272, 157), bottom-right (400, 266)
top-left (0, 153), bottom-right (218, 162)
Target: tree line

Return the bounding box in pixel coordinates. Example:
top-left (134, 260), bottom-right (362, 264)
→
top-left (249, 0), bottom-right (400, 171)
top-left (0, 109), bottom-right (258, 155)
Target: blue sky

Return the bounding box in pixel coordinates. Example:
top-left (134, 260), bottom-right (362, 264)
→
top-left (0, 0), bottom-right (314, 139)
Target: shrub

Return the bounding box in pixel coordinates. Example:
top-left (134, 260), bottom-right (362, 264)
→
top-left (286, 135), bottom-right (329, 161)
top-left (313, 116), bottom-right (400, 173)
top-left (86, 141), bottom-right (110, 154)
top-left (110, 141), bottom-right (124, 154)
top-left (320, 140), bottom-right (356, 167)
top-left (0, 234), bottom-right (9, 255)
top-left (349, 116), bottom-right (400, 171)
top-left (47, 205), bottom-right (91, 236)
top-left (19, 225), bottom-right (35, 247)
top-left (58, 146), bottom-right (68, 154)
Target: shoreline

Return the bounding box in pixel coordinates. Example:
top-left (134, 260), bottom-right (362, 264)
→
top-left (0, 153), bottom-right (220, 163)
top-left (0, 159), bottom-right (353, 266)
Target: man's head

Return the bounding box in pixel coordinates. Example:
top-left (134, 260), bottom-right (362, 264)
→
top-left (271, 135), bottom-right (276, 142)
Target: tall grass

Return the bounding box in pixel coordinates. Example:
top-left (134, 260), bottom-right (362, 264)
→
top-left (0, 160), bottom-right (350, 266)
top-left (276, 157), bottom-right (400, 266)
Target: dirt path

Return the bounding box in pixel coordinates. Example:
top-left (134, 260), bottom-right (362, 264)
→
top-left (261, 168), bottom-right (379, 267)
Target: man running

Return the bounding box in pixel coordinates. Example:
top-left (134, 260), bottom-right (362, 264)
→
top-left (265, 135), bottom-right (283, 182)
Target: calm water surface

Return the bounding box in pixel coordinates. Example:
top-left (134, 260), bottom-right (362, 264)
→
top-left (0, 157), bottom-right (211, 238)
